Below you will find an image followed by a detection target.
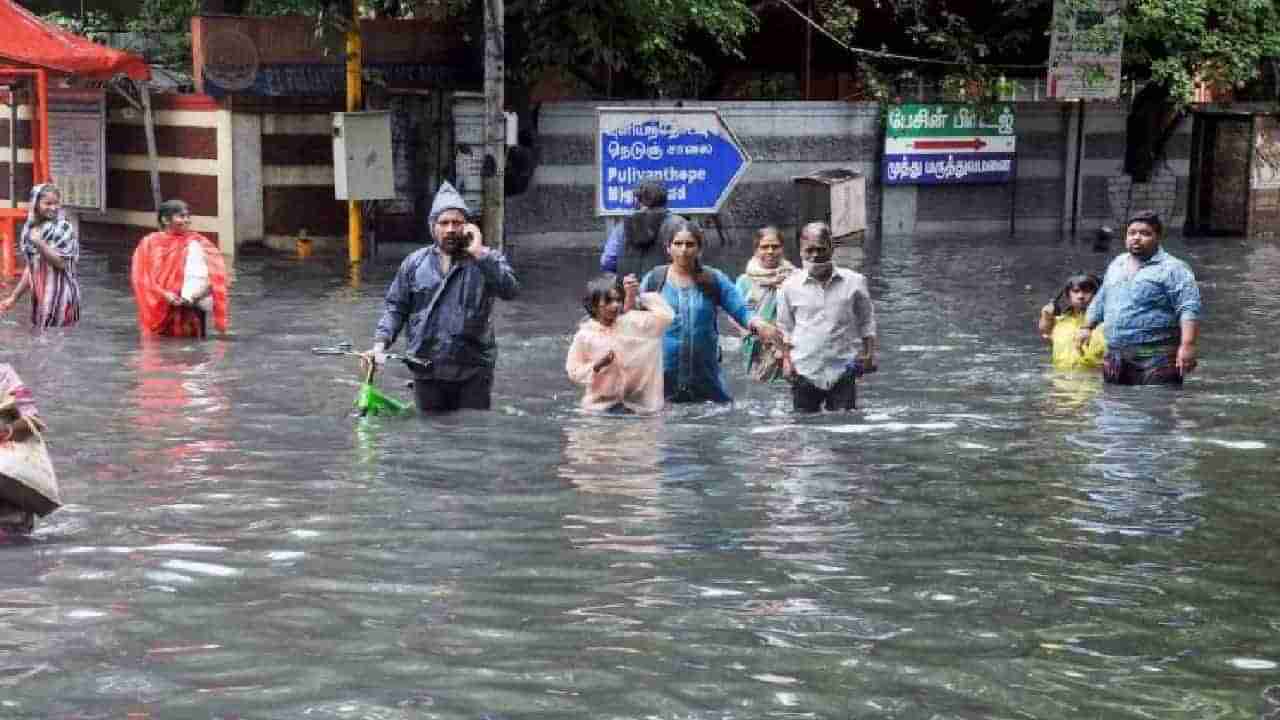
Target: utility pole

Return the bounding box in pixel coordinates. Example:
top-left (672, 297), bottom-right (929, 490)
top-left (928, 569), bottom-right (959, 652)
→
top-left (346, 0), bottom-right (363, 265)
top-left (482, 0), bottom-right (505, 251)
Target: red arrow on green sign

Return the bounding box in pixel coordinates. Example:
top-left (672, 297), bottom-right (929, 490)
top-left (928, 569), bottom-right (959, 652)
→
top-left (912, 138), bottom-right (988, 150)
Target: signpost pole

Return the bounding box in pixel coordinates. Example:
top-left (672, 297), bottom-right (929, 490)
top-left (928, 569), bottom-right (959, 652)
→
top-left (1070, 101), bottom-right (1084, 236)
top-left (346, 0), bottom-right (363, 266)
top-left (482, 0), bottom-right (505, 252)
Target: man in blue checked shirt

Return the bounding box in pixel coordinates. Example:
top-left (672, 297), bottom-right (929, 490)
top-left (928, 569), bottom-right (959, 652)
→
top-left (1076, 210), bottom-right (1202, 385)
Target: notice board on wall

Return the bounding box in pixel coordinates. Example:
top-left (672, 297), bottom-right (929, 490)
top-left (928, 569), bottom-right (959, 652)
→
top-left (48, 90), bottom-right (106, 212)
top-left (1047, 0), bottom-right (1126, 100)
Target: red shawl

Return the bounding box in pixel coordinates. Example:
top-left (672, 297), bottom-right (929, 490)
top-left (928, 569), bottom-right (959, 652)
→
top-left (131, 230), bottom-right (229, 336)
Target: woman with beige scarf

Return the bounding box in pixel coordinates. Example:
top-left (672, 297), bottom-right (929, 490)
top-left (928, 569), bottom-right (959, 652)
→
top-left (735, 226), bottom-right (796, 382)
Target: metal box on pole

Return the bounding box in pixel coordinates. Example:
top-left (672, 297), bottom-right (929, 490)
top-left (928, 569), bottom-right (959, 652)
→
top-left (333, 111), bottom-right (395, 201)
top-left (793, 169), bottom-right (866, 241)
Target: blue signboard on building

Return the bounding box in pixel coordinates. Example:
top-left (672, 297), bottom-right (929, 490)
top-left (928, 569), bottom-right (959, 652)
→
top-left (596, 107), bottom-right (751, 215)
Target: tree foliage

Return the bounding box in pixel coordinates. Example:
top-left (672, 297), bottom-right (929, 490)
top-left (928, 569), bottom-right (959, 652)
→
top-left (42, 0), bottom-right (758, 97)
top-left (816, 0), bottom-right (1280, 104)
top-left (500, 0), bottom-right (757, 97)
top-left (42, 0), bottom-right (1280, 103)
top-left (1125, 0), bottom-right (1280, 102)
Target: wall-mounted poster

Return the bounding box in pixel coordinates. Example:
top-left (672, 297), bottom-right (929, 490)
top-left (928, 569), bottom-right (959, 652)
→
top-left (1048, 0), bottom-right (1127, 100)
top-left (1253, 121), bottom-right (1280, 190)
top-left (48, 90), bottom-right (106, 212)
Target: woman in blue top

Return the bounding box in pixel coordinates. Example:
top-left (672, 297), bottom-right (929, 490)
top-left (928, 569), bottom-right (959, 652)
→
top-left (640, 220), bottom-right (782, 403)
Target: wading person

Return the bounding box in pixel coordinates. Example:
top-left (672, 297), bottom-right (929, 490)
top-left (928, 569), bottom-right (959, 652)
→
top-left (776, 222), bottom-right (878, 412)
top-left (566, 274), bottom-right (674, 414)
top-left (639, 219), bottom-right (782, 404)
top-left (1038, 273), bottom-right (1106, 371)
top-left (600, 180), bottom-right (682, 280)
top-left (368, 182), bottom-right (519, 413)
top-left (131, 199), bottom-right (229, 338)
top-left (736, 226), bottom-right (796, 383)
top-left (0, 184), bottom-right (81, 328)
top-left (1077, 211), bottom-right (1202, 385)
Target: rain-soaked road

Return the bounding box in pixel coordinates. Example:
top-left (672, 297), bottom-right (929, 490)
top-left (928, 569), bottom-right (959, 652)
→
top-left (1, 232), bottom-right (1278, 719)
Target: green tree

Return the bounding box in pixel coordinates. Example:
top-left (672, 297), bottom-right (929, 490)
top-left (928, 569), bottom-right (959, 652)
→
top-left (1125, 0), bottom-right (1280, 102)
top-left (504, 0), bottom-right (757, 98)
top-left (51, 0), bottom-right (758, 98)
top-left (815, 0), bottom-right (1280, 104)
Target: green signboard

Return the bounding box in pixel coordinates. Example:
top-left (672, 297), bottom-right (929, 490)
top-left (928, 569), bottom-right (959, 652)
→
top-left (883, 104), bottom-right (1017, 185)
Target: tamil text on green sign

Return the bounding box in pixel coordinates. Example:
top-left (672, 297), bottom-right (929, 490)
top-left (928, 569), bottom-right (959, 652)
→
top-left (883, 104), bottom-right (1017, 186)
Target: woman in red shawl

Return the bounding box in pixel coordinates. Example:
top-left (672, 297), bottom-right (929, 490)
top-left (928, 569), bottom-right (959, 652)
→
top-left (131, 199), bottom-right (229, 337)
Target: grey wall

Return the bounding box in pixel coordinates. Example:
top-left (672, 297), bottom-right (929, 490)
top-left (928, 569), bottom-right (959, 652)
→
top-left (505, 101), bottom-right (881, 251)
top-left (502, 100), bottom-right (1190, 251)
top-left (877, 102), bottom-right (1189, 238)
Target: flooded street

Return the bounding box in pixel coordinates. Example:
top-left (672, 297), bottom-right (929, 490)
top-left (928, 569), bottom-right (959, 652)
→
top-left (1, 232), bottom-right (1278, 719)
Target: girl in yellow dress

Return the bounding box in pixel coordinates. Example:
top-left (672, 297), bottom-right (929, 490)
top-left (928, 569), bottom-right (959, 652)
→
top-left (1038, 273), bottom-right (1106, 370)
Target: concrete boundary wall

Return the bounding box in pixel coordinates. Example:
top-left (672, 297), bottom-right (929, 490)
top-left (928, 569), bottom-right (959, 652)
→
top-left (508, 100), bottom-right (1192, 252)
top-left (79, 95), bottom-right (235, 254)
top-left (507, 101), bottom-right (881, 250)
top-left (256, 111), bottom-right (345, 253)
top-left (0, 94), bottom-right (237, 256)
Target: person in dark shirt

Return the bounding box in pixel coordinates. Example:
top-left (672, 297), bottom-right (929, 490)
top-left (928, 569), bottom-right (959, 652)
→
top-left (367, 182), bottom-right (519, 413)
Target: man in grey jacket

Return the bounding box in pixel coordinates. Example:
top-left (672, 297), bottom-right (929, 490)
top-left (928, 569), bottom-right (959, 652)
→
top-left (368, 182), bottom-right (519, 412)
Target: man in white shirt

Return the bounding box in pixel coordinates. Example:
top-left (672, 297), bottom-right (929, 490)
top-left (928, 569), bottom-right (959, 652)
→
top-left (776, 222), bottom-right (878, 412)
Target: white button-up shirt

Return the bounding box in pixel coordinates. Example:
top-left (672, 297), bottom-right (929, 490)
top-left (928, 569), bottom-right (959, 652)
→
top-left (776, 266), bottom-right (877, 389)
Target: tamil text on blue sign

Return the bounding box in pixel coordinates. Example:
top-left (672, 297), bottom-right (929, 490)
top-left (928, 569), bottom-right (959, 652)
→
top-left (596, 108), bottom-right (751, 215)
top-left (882, 104), bottom-right (1017, 186)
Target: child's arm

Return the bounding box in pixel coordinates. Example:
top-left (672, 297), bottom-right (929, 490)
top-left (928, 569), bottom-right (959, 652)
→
top-left (622, 274), bottom-right (640, 313)
top-left (629, 291), bottom-right (674, 335)
top-left (1038, 302), bottom-right (1056, 341)
top-left (565, 331), bottom-right (599, 386)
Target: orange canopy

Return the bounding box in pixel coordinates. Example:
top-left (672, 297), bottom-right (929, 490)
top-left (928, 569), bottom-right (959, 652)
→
top-left (0, 0), bottom-right (149, 81)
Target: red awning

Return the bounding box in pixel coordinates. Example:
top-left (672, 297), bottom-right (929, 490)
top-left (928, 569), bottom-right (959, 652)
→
top-left (0, 0), bottom-right (150, 81)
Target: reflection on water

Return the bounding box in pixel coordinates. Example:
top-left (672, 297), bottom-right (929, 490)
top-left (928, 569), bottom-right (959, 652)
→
top-left (0, 234), bottom-right (1278, 718)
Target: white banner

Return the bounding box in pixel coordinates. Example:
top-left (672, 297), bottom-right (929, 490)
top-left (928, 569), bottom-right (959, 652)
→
top-left (1047, 0), bottom-right (1126, 101)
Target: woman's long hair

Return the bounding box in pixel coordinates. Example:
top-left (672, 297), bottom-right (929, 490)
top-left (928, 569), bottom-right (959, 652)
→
top-left (665, 220), bottom-right (718, 299)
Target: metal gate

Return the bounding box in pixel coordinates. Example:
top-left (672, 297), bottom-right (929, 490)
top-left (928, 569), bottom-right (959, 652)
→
top-left (1188, 114), bottom-right (1252, 235)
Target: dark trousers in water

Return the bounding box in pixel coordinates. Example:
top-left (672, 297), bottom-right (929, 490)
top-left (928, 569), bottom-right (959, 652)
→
top-left (791, 372), bottom-right (857, 412)
top-left (412, 371), bottom-right (493, 413)
top-left (1103, 344), bottom-right (1182, 386)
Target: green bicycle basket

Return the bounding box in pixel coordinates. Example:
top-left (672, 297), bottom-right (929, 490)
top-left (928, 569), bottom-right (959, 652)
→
top-left (355, 357), bottom-right (410, 417)
top-left (356, 381), bottom-right (409, 416)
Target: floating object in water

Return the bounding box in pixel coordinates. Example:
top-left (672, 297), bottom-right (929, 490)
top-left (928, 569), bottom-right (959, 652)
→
top-left (0, 399), bottom-right (61, 518)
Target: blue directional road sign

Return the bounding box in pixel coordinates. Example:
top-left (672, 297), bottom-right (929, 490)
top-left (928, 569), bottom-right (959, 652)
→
top-left (596, 107), bottom-right (752, 216)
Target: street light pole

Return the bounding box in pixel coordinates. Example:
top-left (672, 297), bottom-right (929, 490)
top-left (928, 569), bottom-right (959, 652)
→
top-left (346, 0), bottom-right (363, 265)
